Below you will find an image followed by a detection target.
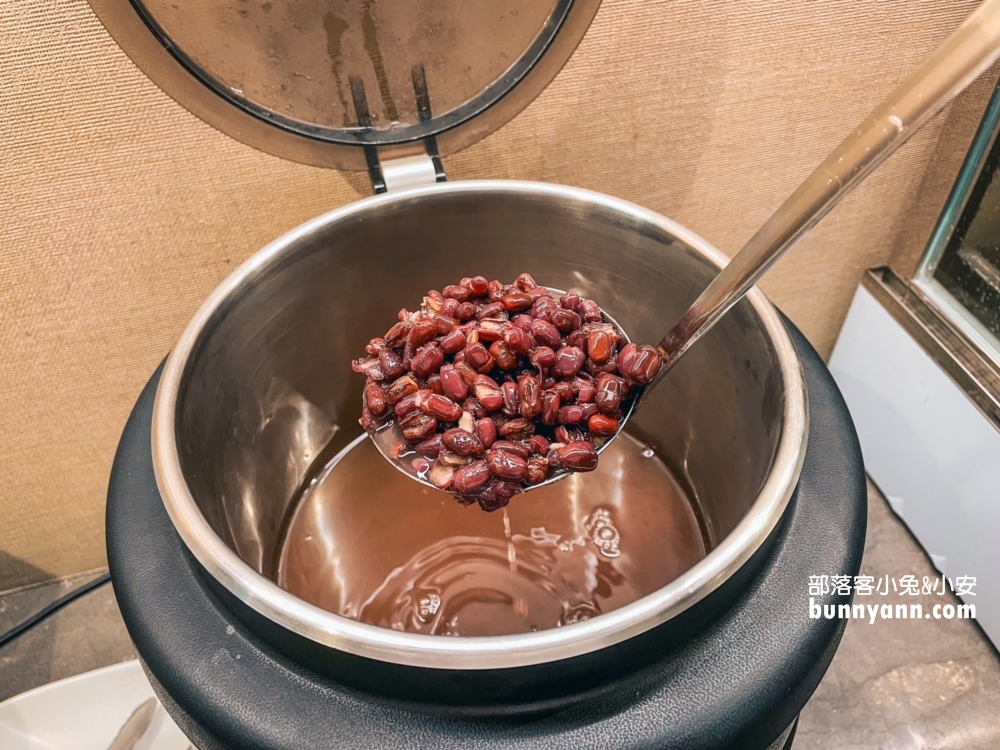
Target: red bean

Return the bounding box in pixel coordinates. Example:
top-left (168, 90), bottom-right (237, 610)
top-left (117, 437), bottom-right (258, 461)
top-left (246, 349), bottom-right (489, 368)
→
top-left (439, 329), bottom-right (466, 356)
top-left (378, 348), bottom-right (405, 380)
top-left (580, 403), bottom-right (598, 420)
top-left (351, 357), bottom-right (385, 381)
top-left (442, 284), bottom-right (472, 302)
top-left (439, 365), bottom-right (469, 402)
top-left (474, 417), bottom-right (498, 449)
top-left (558, 405), bottom-right (584, 425)
top-left (426, 374), bottom-right (444, 395)
top-left (456, 302), bottom-right (477, 321)
top-left (588, 413), bottom-right (619, 437)
top-left (501, 292), bottom-right (533, 312)
top-left (512, 314), bottom-right (534, 332)
top-left (410, 343), bottom-right (444, 378)
top-left (492, 440), bottom-right (531, 458)
top-left (627, 344), bottom-right (663, 385)
top-left (530, 319), bottom-right (562, 349)
top-left (596, 373), bottom-right (625, 414)
top-left (434, 315), bottom-right (457, 335)
top-left (551, 441), bottom-right (598, 472)
top-left (464, 342), bottom-right (494, 373)
top-left (518, 374), bottom-right (542, 419)
top-left (401, 413), bottom-right (438, 442)
top-left (407, 318), bottom-right (438, 348)
top-left (364, 382), bottom-right (388, 416)
top-left (453, 361), bottom-right (478, 386)
top-left (385, 375), bottom-right (419, 404)
top-left (499, 418), bottom-right (534, 440)
top-left (489, 340), bottom-right (517, 370)
top-left (466, 276), bottom-right (490, 295)
top-left (473, 375), bottom-right (504, 412)
top-left (415, 434), bottom-right (444, 458)
top-left (525, 457), bottom-right (550, 484)
top-left (442, 428), bottom-right (484, 457)
top-left (360, 407), bottom-right (381, 432)
top-left (575, 377), bottom-right (597, 403)
top-left (441, 298), bottom-right (460, 318)
top-left (487, 450), bottom-right (528, 481)
top-left (487, 280), bottom-right (505, 301)
top-left (560, 291), bottom-right (581, 311)
top-left (425, 290), bottom-right (445, 312)
top-left (478, 301), bottom-right (507, 321)
top-left (422, 394), bottom-right (463, 422)
top-left (503, 326), bottom-right (532, 356)
top-left (551, 308), bottom-right (581, 333)
top-left (552, 346), bottom-right (585, 377)
top-left (462, 396), bottom-right (487, 420)
top-left (384, 320), bottom-right (412, 347)
top-left (580, 299), bottom-right (602, 323)
top-left (541, 390), bottom-right (560, 426)
top-left (566, 329), bottom-right (588, 352)
top-left (501, 381), bottom-right (519, 416)
top-left (453, 461), bottom-right (491, 494)
top-left (527, 435), bottom-right (550, 456)
top-left (616, 342), bottom-right (638, 377)
top-left (530, 346), bottom-right (557, 369)
top-left (515, 273), bottom-right (538, 291)
top-left (587, 323), bottom-right (617, 364)
top-left (394, 393), bottom-right (419, 418)
top-left (366, 337), bottom-right (387, 355)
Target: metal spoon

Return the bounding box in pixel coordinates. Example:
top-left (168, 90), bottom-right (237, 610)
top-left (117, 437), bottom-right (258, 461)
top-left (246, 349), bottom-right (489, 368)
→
top-left (376, 0), bottom-right (1000, 493)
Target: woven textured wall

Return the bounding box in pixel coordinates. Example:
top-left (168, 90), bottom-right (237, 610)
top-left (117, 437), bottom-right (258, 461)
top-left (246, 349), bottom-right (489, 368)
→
top-left (1, 0), bottom-right (994, 591)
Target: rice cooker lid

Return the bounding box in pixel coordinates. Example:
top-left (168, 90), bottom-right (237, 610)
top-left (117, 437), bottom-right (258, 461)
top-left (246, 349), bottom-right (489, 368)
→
top-left (89, 0), bottom-right (601, 178)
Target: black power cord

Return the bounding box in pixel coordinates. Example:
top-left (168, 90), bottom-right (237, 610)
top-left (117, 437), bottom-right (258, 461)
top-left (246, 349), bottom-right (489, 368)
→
top-left (0, 572), bottom-right (111, 649)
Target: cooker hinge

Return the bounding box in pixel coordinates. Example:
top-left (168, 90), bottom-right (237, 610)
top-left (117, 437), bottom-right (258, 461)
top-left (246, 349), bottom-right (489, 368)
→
top-left (370, 143), bottom-right (446, 193)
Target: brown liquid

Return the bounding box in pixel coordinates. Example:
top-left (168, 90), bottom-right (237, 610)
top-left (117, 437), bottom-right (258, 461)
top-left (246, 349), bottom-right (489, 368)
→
top-left (275, 432), bottom-right (707, 636)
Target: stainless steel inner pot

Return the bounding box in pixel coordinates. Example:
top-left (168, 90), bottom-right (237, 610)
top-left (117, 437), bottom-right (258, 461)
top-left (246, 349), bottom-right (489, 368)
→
top-left (152, 180), bottom-right (807, 670)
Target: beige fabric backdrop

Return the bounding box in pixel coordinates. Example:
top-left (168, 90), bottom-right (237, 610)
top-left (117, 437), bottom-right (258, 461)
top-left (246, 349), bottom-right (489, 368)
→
top-left (1, 0), bottom-right (995, 591)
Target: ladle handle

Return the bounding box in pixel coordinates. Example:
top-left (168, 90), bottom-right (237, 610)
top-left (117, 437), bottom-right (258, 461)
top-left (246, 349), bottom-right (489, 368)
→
top-left (657, 0), bottom-right (1000, 374)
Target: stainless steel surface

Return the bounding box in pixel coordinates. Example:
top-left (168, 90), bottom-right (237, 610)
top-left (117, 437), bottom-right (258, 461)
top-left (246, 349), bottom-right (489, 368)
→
top-left (106, 698), bottom-right (156, 750)
top-left (862, 267), bottom-right (1000, 433)
top-left (151, 180), bottom-right (807, 669)
top-left (657, 0), bottom-right (1000, 379)
top-left (87, 0), bottom-right (601, 170)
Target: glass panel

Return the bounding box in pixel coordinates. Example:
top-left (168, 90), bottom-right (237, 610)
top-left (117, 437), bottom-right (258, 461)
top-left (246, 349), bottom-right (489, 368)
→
top-left (132, 0), bottom-right (566, 143)
top-left (917, 80), bottom-right (1000, 363)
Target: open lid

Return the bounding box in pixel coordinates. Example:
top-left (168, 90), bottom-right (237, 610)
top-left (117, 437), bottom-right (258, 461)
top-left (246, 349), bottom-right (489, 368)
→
top-left (89, 0), bottom-right (601, 179)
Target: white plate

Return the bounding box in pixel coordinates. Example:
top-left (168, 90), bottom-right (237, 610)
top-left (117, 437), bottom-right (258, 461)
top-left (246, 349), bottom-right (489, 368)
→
top-left (0, 661), bottom-right (191, 750)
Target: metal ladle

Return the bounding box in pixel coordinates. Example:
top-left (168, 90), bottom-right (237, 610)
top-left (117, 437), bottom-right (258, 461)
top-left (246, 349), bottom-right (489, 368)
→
top-left (376, 0), bottom-right (1000, 493)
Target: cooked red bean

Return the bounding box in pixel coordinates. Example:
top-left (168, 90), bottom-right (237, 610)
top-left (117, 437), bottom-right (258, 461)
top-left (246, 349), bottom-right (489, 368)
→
top-left (550, 308), bottom-right (581, 333)
top-left (464, 342), bottom-right (494, 373)
top-left (557, 405), bottom-right (584, 425)
top-left (515, 272), bottom-right (537, 291)
top-left (579, 299), bottom-right (602, 323)
top-left (423, 394), bottom-right (463, 422)
top-left (401, 413), bottom-right (438, 442)
top-left (627, 344), bottom-right (663, 385)
top-left (442, 284), bottom-right (472, 302)
top-left (588, 413), bottom-right (619, 437)
top-left (541, 390), bottom-right (560, 426)
top-left (364, 382), bottom-right (388, 416)
top-left (518, 374), bottom-right (542, 419)
top-left (552, 346), bottom-right (585, 378)
top-left (474, 417), bottom-right (498, 449)
top-left (529, 349), bottom-right (555, 372)
top-left (530, 319), bottom-right (561, 349)
top-left (501, 381), bottom-right (519, 416)
top-left (472, 375), bottom-right (504, 412)
top-left (467, 276), bottom-right (490, 296)
top-left (587, 323), bottom-right (617, 364)
top-left (492, 440), bottom-right (531, 458)
top-left (439, 365), bottom-right (469, 402)
top-left (499, 418), bottom-right (534, 440)
top-left (560, 291), bottom-right (581, 311)
top-left (415, 434), bottom-right (444, 458)
top-left (550, 441), bottom-right (598, 472)
top-left (453, 461), bottom-right (491, 494)
top-left (525, 456), bottom-right (550, 484)
top-left (355, 274), bottom-right (661, 506)
top-left (411, 343), bottom-right (444, 378)
top-left (442, 428), bottom-right (484, 457)
top-left (487, 450), bottom-right (528, 481)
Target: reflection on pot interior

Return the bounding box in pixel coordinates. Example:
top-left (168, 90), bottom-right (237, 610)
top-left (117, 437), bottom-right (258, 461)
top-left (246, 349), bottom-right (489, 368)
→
top-left (276, 431), bottom-right (708, 636)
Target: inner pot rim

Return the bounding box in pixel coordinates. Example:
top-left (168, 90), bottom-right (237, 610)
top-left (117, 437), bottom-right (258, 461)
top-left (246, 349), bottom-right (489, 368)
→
top-left (150, 179), bottom-right (808, 670)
